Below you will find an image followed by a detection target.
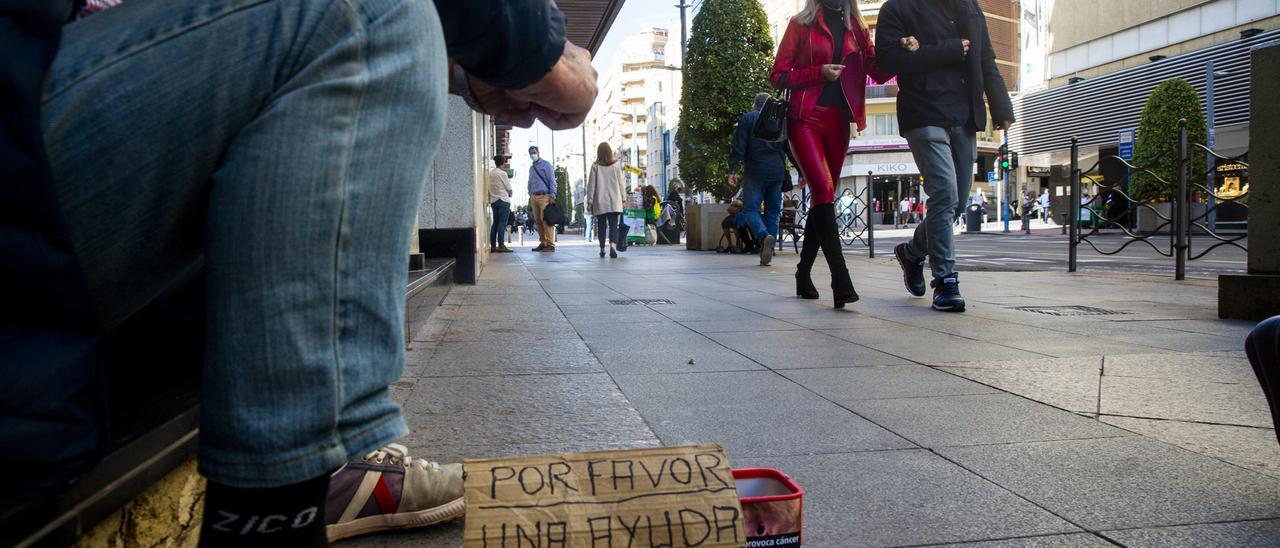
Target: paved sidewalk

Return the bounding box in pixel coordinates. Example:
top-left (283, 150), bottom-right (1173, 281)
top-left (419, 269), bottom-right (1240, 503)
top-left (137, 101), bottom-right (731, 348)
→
top-left (345, 238), bottom-right (1280, 547)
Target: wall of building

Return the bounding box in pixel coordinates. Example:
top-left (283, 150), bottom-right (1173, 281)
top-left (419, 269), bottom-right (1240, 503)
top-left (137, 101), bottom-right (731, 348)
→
top-left (1045, 0), bottom-right (1280, 85)
top-left (417, 97), bottom-right (491, 282)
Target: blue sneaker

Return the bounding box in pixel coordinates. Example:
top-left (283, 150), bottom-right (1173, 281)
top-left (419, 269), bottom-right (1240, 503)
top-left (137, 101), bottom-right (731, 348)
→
top-left (931, 273), bottom-right (966, 312)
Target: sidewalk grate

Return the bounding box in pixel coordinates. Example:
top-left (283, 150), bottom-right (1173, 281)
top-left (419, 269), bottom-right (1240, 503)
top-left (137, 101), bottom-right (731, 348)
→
top-left (609, 299), bottom-right (675, 305)
top-left (1010, 305), bottom-right (1128, 317)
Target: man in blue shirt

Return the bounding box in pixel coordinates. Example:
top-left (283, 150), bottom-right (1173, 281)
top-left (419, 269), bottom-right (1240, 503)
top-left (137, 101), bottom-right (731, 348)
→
top-left (729, 93), bottom-right (795, 266)
top-left (527, 145), bottom-right (558, 251)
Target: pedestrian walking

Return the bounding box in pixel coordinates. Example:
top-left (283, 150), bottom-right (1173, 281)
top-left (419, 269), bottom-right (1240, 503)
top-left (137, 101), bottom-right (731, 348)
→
top-left (729, 92), bottom-right (794, 266)
top-left (879, 0), bottom-right (1015, 312)
top-left (527, 145), bottom-right (558, 252)
top-left (772, 0), bottom-right (895, 308)
top-left (488, 156), bottom-right (514, 253)
top-left (1037, 187), bottom-right (1051, 223)
top-left (587, 142), bottom-right (626, 258)
top-left (898, 196), bottom-right (911, 228)
top-left (5, 0), bottom-right (598, 544)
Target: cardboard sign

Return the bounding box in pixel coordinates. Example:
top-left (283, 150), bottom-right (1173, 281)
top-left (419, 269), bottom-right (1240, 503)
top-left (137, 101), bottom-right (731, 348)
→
top-left (464, 444), bottom-right (745, 547)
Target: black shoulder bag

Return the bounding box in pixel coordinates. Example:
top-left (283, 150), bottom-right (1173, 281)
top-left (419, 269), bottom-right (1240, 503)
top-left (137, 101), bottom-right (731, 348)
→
top-left (751, 75), bottom-right (790, 142)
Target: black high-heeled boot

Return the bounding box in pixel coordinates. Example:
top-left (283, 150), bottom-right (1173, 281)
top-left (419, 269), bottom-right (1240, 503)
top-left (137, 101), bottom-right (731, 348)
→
top-left (795, 205), bottom-right (822, 299)
top-left (814, 203), bottom-right (858, 308)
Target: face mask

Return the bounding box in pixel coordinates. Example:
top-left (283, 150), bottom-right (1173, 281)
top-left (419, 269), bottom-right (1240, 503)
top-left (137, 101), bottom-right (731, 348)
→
top-left (820, 0), bottom-right (843, 10)
top-left (531, 154), bottom-right (540, 162)
top-left (505, 168), bottom-right (515, 178)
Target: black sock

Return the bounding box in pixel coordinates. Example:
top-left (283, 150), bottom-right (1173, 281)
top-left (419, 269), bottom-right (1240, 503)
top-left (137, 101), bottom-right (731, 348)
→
top-left (199, 474), bottom-right (330, 547)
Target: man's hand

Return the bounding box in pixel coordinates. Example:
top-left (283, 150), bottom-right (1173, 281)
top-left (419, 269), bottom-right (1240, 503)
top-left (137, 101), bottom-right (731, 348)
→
top-left (900, 36), bottom-right (920, 52)
top-left (961, 39), bottom-right (971, 56)
top-left (821, 64), bottom-right (845, 82)
top-left (997, 120), bottom-right (1013, 132)
top-left (469, 41), bottom-right (598, 130)
top-left (727, 174), bottom-right (739, 188)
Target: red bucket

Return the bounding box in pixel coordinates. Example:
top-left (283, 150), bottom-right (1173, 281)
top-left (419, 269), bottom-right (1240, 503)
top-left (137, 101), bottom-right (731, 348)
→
top-left (734, 468), bottom-right (803, 547)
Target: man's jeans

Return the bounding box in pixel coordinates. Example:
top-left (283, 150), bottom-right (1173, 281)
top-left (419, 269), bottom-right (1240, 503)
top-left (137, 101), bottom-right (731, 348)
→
top-left (42, 0), bottom-right (446, 487)
top-left (900, 127), bottom-right (977, 279)
top-left (490, 200), bottom-right (511, 248)
top-left (741, 178), bottom-right (782, 240)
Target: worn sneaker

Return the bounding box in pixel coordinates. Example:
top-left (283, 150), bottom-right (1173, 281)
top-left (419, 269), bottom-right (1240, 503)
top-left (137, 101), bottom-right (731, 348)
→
top-left (930, 273), bottom-right (966, 312)
top-left (325, 444), bottom-right (464, 542)
top-left (894, 243), bottom-right (926, 297)
top-left (760, 235), bottom-right (776, 266)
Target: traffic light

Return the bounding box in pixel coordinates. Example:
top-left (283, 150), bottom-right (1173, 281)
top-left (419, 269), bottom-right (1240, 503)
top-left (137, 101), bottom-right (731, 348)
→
top-left (997, 144), bottom-right (1009, 173)
top-left (1010, 151), bottom-right (1020, 169)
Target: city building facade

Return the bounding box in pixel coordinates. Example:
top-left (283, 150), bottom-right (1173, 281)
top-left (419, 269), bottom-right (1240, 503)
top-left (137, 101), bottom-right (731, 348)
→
top-left (1010, 0), bottom-right (1279, 202)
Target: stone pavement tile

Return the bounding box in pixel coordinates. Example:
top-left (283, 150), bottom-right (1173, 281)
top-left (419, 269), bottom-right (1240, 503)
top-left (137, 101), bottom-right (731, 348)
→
top-left (937, 437), bottom-right (1280, 530)
top-left (927, 533), bottom-right (1114, 547)
top-left (650, 302), bottom-right (758, 321)
top-left (1100, 416), bottom-right (1280, 479)
top-left (706, 330), bottom-right (911, 369)
top-left (401, 373), bottom-right (653, 449)
top-left (1102, 351), bottom-right (1255, 384)
top-left (679, 317), bottom-right (808, 333)
top-left (438, 319), bottom-right (577, 342)
top-left (925, 324), bottom-right (1161, 358)
top-left (823, 327), bottom-right (1047, 365)
top-left (781, 364), bottom-right (999, 402)
top-left (1102, 518), bottom-right (1280, 547)
top-left (733, 451), bottom-right (1080, 547)
top-left (1100, 374), bottom-right (1271, 428)
top-left (560, 305), bottom-right (672, 326)
top-left (545, 291), bottom-right (625, 306)
top-left (405, 339), bottom-right (603, 377)
top-left (1140, 318), bottom-right (1258, 338)
top-left (847, 393), bottom-right (1126, 447)
top-left (581, 331), bottom-right (716, 355)
top-left (394, 439), bottom-right (664, 473)
top-left (592, 346), bottom-right (766, 375)
top-left (1098, 329), bottom-right (1251, 353)
top-left (613, 370), bottom-right (914, 458)
top-left (571, 319), bottom-right (693, 341)
top-left (442, 291), bottom-right (554, 306)
top-left (935, 357), bottom-right (1104, 414)
top-left (733, 299), bottom-right (854, 319)
top-left (781, 314), bottom-right (903, 330)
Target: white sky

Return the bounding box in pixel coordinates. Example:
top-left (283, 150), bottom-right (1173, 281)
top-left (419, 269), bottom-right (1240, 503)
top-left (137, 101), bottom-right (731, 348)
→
top-left (508, 0), bottom-right (692, 204)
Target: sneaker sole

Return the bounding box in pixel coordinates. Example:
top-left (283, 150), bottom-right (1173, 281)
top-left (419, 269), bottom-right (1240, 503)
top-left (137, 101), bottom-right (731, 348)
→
top-left (326, 496), bottom-right (465, 542)
top-left (760, 237), bottom-right (775, 266)
top-left (893, 245), bottom-right (926, 297)
top-left (931, 302), bottom-right (967, 312)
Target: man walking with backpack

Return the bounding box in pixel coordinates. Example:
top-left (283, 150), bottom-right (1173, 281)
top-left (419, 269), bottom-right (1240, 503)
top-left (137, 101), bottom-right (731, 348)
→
top-left (876, 0), bottom-right (1015, 312)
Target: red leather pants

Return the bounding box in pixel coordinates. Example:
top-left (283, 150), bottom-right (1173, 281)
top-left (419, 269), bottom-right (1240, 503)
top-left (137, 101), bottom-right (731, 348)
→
top-left (788, 105), bottom-right (851, 206)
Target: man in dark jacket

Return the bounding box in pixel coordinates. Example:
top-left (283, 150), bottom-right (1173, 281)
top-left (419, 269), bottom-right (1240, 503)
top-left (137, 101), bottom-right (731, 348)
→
top-left (5, 0), bottom-right (596, 544)
top-left (876, 0), bottom-right (1015, 313)
top-left (729, 92), bottom-right (795, 266)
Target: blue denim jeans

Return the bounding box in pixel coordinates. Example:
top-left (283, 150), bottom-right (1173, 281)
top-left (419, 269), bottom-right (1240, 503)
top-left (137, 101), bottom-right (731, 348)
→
top-left (490, 200), bottom-right (511, 248)
top-left (900, 127), bottom-right (977, 280)
top-left (741, 178), bottom-right (782, 240)
top-left (42, 0), bottom-right (446, 487)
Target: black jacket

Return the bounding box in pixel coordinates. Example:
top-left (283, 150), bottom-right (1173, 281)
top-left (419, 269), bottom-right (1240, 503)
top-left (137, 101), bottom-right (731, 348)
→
top-left (874, 0), bottom-right (1014, 133)
top-left (729, 110), bottom-right (792, 184)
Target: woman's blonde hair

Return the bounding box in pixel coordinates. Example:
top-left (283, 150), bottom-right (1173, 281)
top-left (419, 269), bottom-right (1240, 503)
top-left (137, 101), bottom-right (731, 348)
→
top-left (596, 142), bottom-right (616, 166)
top-left (794, 0), bottom-right (867, 33)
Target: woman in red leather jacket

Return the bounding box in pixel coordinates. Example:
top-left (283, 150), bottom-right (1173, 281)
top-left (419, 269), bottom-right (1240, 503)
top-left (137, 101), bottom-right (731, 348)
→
top-left (771, 0), bottom-right (894, 308)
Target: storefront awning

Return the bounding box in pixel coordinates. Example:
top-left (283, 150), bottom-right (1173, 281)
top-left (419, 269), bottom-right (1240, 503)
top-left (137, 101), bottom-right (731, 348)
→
top-left (559, 0), bottom-right (628, 54)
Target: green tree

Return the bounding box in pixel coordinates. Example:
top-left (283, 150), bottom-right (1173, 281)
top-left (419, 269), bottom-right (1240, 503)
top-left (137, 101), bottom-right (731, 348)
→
top-left (677, 0), bottom-right (774, 201)
top-left (1130, 79), bottom-right (1208, 203)
top-left (554, 166), bottom-right (572, 218)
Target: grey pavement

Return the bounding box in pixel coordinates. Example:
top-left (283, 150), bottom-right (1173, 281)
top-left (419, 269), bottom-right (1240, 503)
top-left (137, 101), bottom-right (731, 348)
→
top-left (343, 236), bottom-right (1279, 547)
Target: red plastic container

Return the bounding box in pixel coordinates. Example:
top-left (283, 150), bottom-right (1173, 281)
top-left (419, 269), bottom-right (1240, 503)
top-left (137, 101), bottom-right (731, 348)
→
top-left (734, 468), bottom-right (804, 547)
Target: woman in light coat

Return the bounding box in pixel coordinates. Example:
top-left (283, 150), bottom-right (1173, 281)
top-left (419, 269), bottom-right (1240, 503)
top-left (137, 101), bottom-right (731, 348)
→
top-left (587, 142), bottom-right (626, 258)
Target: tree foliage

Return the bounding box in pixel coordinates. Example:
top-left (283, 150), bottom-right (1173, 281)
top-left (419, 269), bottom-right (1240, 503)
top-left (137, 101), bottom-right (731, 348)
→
top-left (554, 166), bottom-right (572, 216)
top-left (677, 0), bottom-right (774, 201)
top-left (1130, 79), bottom-right (1207, 203)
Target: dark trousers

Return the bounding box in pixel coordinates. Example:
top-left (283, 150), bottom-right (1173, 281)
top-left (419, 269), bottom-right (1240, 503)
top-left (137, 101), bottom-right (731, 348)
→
top-left (1247, 316), bottom-right (1280, 445)
top-left (490, 200), bottom-right (510, 248)
top-left (595, 212), bottom-right (621, 245)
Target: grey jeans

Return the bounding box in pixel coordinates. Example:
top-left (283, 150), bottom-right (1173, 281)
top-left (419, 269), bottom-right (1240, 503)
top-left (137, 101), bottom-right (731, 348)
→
top-left (901, 127), bottom-right (977, 279)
